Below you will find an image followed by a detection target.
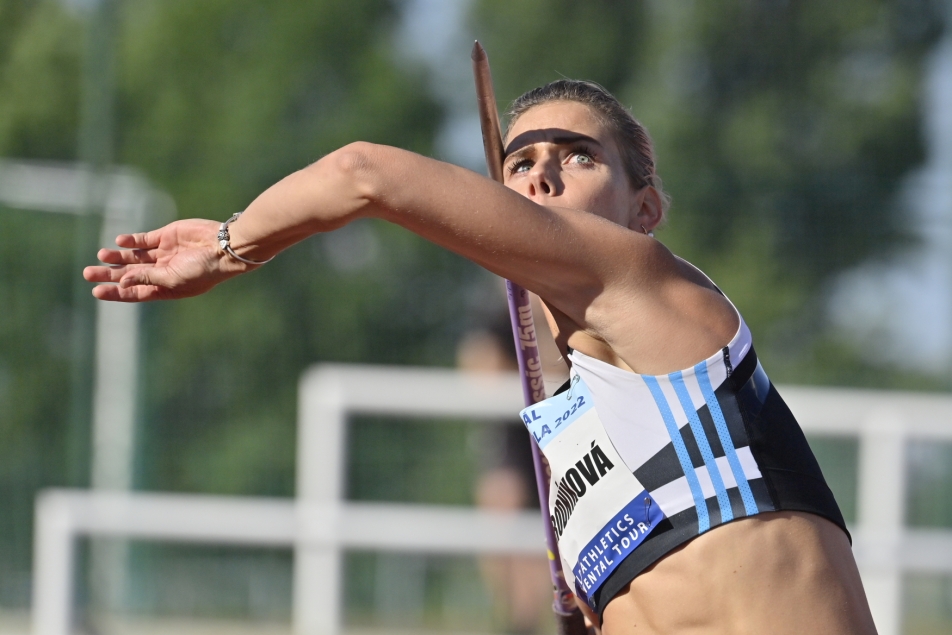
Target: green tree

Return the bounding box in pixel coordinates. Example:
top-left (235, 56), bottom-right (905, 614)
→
top-left (0, 0), bottom-right (473, 606)
top-left (0, 0), bottom-right (87, 605)
top-left (0, 0), bottom-right (83, 159)
top-left (110, 0), bottom-right (467, 497)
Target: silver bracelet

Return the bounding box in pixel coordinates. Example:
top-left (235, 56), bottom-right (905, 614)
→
top-left (217, 212), bottom-right (275, 265)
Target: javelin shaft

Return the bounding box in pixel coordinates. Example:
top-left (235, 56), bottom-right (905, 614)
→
top-left (471, 41), bottom-right (586, 630)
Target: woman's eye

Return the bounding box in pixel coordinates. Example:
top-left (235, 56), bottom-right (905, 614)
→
top-left (570, 152), bottom-right (594, 165)
top-left (508, 160), bottom-right (532, 175)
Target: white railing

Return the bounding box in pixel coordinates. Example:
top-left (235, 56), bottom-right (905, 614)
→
top-left (31, 491), bottom-right (543, 635)
top-left (32, 365), bottom-right (952, 635)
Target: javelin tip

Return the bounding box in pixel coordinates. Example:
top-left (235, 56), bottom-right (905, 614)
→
top-left (471, 40), bottom-right (487, 62)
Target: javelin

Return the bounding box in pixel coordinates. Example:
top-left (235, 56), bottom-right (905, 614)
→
top-left (471, 41), bottom-right (588, 635)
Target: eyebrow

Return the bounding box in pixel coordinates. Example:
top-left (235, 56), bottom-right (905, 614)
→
top-left (503, 133), bottom-right (603, 161)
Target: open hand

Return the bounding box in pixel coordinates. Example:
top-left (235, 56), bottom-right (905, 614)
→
top-left (83, 219), bottom-right (248, 302)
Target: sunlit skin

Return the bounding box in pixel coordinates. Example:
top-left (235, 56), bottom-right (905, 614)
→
top-left (84, 101), bottom-right (876, 635)
top-left (500, 101), bottom-right (738, 374)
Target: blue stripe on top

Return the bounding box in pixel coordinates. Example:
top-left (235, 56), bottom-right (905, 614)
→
top-left (643, 375), bottom-right (710, 533)
top-left (695, 361), bottom-right (759, 517)
top-left (670, 371), bottom-right (733, 523)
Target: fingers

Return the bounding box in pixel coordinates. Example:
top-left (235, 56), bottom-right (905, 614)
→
top-left (84, 264), bottom-right (168, 287)
top-left (84, 264), bottom-right (130, 283)
top-left (91, 282), bottom-right (165, 303)
top-left (117, 265), bottom-right (178, 290)
top-left (115, 229), bottom-right (163, 249)
top-left (87, 263), bottom-right (180, 302)
top-left (89, 266), bottom-right (181, 301)
top-left (97, 247), bottom-right (157, 265)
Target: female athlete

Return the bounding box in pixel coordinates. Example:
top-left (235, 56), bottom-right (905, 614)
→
top-left (84, 80), bottom-right (877, 635)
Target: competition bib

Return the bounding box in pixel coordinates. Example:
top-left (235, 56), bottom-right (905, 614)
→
top-left (521, 375), bottom-right (665, 608)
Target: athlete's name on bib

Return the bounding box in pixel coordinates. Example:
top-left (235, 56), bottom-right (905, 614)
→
top-left (552, 441), bottom-right (615, 538)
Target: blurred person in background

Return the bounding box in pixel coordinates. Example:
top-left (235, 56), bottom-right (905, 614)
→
top-left (85, 80), bottom-right (876, 634)
top-left (456, 319), bottom-right (550, 634)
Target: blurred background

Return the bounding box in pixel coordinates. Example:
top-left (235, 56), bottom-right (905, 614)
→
top-left (2, 0), bottom-right (952, 633)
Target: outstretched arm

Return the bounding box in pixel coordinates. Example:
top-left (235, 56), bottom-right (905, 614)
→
top-left (86, 142), bottom-right (666, 326)
top-left (86, 142), bottom-right (740, 373)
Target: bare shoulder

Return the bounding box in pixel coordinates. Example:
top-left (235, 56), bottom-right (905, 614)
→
top-left (575, 241), bottom-right (741, 375)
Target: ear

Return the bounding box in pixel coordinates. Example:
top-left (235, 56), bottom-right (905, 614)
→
top-left (627, 185), bottom-right (663, 234)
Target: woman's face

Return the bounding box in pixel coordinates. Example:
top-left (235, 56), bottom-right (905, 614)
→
top-left (503, 100), bottom-right (646, 229)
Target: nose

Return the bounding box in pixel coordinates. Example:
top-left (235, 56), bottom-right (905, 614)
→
top-left (526, 162), bottom-right (561, 200)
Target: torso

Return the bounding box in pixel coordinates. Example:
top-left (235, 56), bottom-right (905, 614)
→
top-left (532, 259), bottom-right (876, 635)
top-left (603, 511), bottom-right (876, 635)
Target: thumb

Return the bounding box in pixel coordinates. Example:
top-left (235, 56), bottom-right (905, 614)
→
top-left (119, 267), bottom-right (167, 289)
